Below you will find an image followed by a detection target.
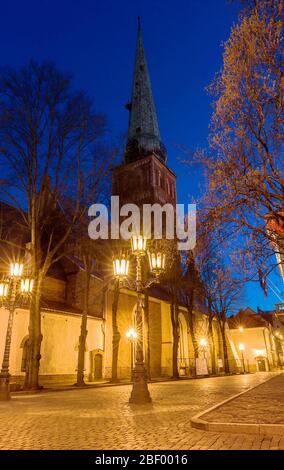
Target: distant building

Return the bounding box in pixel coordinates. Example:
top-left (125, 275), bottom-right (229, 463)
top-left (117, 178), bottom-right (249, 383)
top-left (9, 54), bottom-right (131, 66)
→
top-left (227, 306), bottom-right (284, 372)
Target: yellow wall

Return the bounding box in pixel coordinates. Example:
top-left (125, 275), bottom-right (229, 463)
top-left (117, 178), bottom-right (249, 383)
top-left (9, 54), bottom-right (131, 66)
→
top-left (0, 307), bottom-right (103, 382)
top-left (161, 301), bottom-right (173, 376)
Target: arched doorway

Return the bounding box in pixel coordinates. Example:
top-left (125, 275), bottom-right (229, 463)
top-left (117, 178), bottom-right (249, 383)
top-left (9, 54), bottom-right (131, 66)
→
top-left (256, 356), bottom-right (267, 372)
top-left (20, 336), bottom-right (29, 372)
top-left (94, 353), bottom-right (103, 379)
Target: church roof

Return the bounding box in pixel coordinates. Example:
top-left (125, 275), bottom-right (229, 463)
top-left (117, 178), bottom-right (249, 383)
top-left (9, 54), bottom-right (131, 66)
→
top-left (227, 307), bottom-right (271, 329)
top-left (124, 17), bottom-right (166, 164)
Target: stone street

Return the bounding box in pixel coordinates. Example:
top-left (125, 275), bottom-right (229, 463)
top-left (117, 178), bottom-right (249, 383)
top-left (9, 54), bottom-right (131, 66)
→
top-left (0, 372), bottom-right (283, 450)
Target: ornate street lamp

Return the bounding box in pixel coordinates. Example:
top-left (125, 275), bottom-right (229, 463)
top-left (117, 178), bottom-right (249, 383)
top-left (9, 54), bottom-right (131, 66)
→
top-left (131, 235), bottom-right (147, 256)
top-left (113, 236), bottom-right (166, 404)
top-left (113, 254), bottom-right (129, 278)
top-left (148, 251), bottom-right (166, 278)
top-left (0, 261), bottom-right (33, 401)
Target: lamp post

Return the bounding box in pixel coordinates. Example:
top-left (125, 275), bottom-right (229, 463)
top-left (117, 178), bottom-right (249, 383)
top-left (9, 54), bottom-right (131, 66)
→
top-left (113, 236), bottom-right (165, 404)
top-left (126, 328), bottom-right (138, 381)
top-left (239, 343), bottom-right (246, 374)
top-left (0, 262), bottom-right (33, 401)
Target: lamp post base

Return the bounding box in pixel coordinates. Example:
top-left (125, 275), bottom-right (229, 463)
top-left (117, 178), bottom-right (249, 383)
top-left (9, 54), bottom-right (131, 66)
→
top-left (129, 364), bottom-right (152, 404)
top-left (0, 377), bottom-right (10, 401)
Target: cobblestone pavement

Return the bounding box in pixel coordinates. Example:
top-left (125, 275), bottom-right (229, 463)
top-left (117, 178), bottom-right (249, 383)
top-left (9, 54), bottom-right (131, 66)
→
top-left (203, 372), bottom-right (284, 425)
top-left (0, 372), bottom-right (283, 450)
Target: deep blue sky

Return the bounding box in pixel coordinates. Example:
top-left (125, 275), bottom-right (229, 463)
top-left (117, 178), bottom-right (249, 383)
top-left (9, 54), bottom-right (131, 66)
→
top-left (1, 0), bottom-right (283, 310)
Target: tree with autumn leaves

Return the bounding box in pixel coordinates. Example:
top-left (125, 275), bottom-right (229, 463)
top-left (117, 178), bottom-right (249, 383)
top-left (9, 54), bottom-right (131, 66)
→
top-left (190, 0), bottom-right (283, 289)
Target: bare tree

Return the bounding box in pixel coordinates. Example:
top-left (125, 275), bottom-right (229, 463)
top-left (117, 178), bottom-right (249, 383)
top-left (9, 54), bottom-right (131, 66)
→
top-left (180, 251), bottom-right (203, 363)
top-left (208, 266), bottom-right (243, 373)
top-left (0, 61), bottom-right (109, 389)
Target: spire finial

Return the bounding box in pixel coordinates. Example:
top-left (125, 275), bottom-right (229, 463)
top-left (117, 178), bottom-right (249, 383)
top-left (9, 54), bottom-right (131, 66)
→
top-left (138, 16), bottom-right (141, 32)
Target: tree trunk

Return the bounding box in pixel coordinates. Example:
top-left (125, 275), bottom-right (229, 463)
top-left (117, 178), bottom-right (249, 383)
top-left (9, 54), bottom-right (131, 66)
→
top-left (187, 291), bottom-right (199, 360)
top-left (76, 269), bottom-right (90, 386)
top-left (186, 289), bottom-right (198, 376)
top-left (24, 273), bottom-right (43, 390)
top-left (220, 321), bottom-right (230, 374)
top-left (110, 281), bottom-right (120, 382)
top-left (143, 291), bottom-right (151, 379)
top-left (171, 296), bottom-right (179, 379)
top-left (208, 316), bottom-right (217, 375)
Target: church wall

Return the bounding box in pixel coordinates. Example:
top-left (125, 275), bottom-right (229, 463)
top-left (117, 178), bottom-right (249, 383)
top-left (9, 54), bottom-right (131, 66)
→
top-left (40, 311), bottom-right (103, 379)
top-left (104, 289), bottom-right (137, 379)
top-left (2, 308), bottom-right (29, 377)
top-left (42, 277), bottom-right (66, 301)
top-left (161, 301), bottom-right (173, 376)
top-left (66, 270), bottom-right (105, 318)
top-left (116, 291), bottom-right (137, 379)
top-left (0, 307), bottom-right (103, 385)
top-left (104, 288), bottom-right (168, 379)
top-left (149, 300), bottom-right (162, 377)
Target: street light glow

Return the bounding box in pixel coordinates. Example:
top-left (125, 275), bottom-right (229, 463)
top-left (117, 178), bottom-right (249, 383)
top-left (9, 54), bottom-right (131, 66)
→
top-left (0, 282), bottom-right (8, 298)
top-left (199, 338), bottom-right (207, 347)
top-left (239, 343), bottom-right (245, 351)
top-left (148, 251), bottom-right (166, 275)
top-left (126, 328), bottom-right (138, 340)
top-left (113, 255), bottom-right (129, 278)
top-left (131, 235), bottom-right (147, 256)
top-left (21, 278), bottom-right (34, 293)
top-left (10, 262), bottom-right (23, 278)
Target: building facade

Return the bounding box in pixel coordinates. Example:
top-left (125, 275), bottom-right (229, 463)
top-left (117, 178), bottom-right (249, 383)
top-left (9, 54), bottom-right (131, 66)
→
top-left (227, 306), bottom-right (284, 372)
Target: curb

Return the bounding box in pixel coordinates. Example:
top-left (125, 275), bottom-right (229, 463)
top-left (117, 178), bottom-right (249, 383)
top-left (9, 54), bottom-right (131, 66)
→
top-left (190, 373), bottom-right (284, 437)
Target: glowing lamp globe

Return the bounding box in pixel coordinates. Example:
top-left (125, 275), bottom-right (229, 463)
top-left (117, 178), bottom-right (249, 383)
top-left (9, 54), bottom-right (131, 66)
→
top-left (148, 251), bottom-right (166, 276)
top-left (126, 328), bottom-right (138, 340)
top-left (10, 262), bottom-right (23, 278)
top-left (113, 255), bottom-right (129, 278)
top-left (131, 235), bottom-right (147, 256)
top-left (21, 278), bottom-right (34, 294)
top-left (0, 282), bottom-right (9, 298)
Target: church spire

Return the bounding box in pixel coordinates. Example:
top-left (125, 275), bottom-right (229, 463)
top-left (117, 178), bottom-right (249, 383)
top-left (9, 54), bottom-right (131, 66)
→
top-left (124, 17), bottom-right (166, 164)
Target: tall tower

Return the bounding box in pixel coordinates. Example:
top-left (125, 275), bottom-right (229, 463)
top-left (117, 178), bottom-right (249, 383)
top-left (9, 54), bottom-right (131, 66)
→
top-left (112, 18), bottom-right (176, 209)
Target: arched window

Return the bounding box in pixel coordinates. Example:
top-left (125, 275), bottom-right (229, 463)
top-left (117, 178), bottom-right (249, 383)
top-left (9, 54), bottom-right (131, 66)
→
top-left (21, 337), bottom-right (29, 372)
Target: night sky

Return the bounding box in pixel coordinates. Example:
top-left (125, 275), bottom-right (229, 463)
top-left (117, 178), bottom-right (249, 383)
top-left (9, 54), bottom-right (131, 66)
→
top-left (1, 0), bottom-right (282, 310)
